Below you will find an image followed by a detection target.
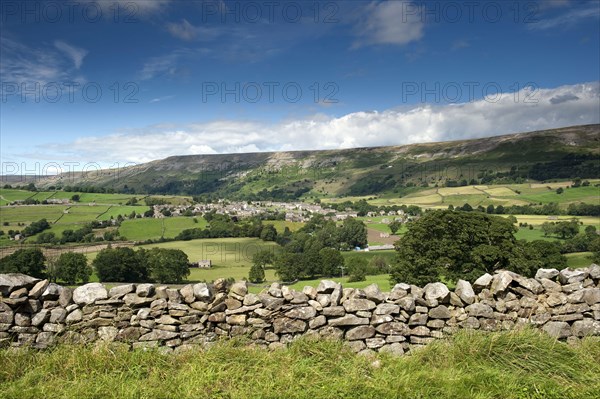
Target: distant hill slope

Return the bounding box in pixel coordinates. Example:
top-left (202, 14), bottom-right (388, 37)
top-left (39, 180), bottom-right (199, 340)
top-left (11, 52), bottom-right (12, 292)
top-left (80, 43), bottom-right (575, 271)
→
top-left (24, 124), bottom-right (600, 199)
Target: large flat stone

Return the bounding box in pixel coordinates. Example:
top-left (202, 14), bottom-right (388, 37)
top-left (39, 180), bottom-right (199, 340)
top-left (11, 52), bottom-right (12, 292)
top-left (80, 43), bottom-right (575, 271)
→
top-left (0, 274), bottom-right (40, 296)
top-left (73, 283), bottom-right (108, 305)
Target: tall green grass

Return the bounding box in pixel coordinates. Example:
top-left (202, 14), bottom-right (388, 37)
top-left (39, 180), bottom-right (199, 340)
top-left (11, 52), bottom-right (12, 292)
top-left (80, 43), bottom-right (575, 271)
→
top-left (1, 329), bottom-right (598, 399)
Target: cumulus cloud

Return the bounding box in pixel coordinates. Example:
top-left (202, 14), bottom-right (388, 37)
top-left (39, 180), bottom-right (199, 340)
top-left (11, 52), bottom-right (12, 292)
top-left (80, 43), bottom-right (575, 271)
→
top-left (35, 82), bottom-right (600, 164)
top-left (354, 1), bottom-right (424, 47)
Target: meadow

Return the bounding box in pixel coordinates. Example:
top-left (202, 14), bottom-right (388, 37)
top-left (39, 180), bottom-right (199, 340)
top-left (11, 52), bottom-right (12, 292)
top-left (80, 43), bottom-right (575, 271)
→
top-left (1, 329), bottom-right (598, 399)
top-left (333, 181), bottom-right (600, 209)
top-left (118, 217), bottom-right (208, 241)
top-left (137, 237), bottom-right (281, 282)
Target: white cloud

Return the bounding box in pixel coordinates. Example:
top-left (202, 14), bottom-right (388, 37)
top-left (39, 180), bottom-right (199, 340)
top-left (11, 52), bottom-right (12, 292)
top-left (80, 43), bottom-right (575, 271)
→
top-left (92, 0), bottom-right (171, 14)
top-left (538, 0), bottom-right (571, 10)
top-left (0, 36), bottom-right (85, 87)
top-left (54, 41), bottom-right (88, 69)
top-left (529, 4), bottom-right (600, 30)
top-left (139, 51), bottom-right (187, 80)
top-left (35, 82), bottom-right (600, 164)
top-left (354, 1), bottom-right (424, 47)
top-left (166, 19), bottom-right (221, 41)
top-left (149, 95), bottom-right (175, 103)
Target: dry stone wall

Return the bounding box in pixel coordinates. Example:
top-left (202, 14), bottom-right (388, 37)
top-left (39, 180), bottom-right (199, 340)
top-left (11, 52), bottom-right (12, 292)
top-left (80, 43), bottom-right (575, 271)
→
top-left (1, 265), bottom-right (599, 355)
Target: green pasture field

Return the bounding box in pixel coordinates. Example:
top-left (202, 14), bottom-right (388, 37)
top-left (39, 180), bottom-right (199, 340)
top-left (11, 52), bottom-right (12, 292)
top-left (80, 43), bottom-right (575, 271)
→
top-left (514, 227), bottom-right (558, 242)
top-left (565, 252), bottom-right (595, 269)
top-left (138, 237), bottom-right (281, 284)
top-left (516, 186), bottom-right (599, 205)
top-left (508, 215), bottom-right (600, 226)
top-left (117, 217), bottom-right (208, 241)
top-left (137, 237), bottom-right (281, 266)
top-left (0, 189), bottom-right (36, 203)
top-left (286, 273), bottom-right (393, 292)
top-left (97, 205), bottom-right (151, 221)
top-left (0, 206), bottom-right (67, 227)
top-left (349, 183), bottom-right (599, 209)
top-left (54, 206), bottom-right (111, 225)
top-left (437, 186), bottom-right (486, 196)
top-left (263, 220), bottom-right (304, 233)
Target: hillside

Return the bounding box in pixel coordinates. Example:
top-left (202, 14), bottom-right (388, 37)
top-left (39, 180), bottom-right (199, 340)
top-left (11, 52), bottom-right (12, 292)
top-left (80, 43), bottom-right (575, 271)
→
top-left (20, 124), bottom-right (600, 199)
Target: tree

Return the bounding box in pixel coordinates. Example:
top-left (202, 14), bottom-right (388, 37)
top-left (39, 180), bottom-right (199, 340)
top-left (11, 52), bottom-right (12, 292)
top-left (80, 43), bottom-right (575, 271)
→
top-left (556, 187), bottom-right (564, 194)
top-left (93, 247), bottom-right (149, 282)
top-left (388, 220), bottom-right (401, 235)
top-left (248, 249), bottom-right (274, 283)
top-left (249, 249), bottom-right (274, 283)
top-left (541, 222), bottom-right (555, 236)
top-left (368, 255), bottom-right (389, 274)
top-left (274, 252), bottom-right (304, 282)
top-left (390, 210), bottom-right (519, 285)
top-left (260, 224), bottom-right (277, 241)
top-left (248, 263), bottom-right (265, 283)
top-left (346, 257), bottom-right (367, 282)
top-left (22, 219), bottom-right (50, 237)
top-left (486, 204), bottom-right (495, 214)
top-left (338, 217), bottom-right (367, 249)
top-left (319, 247), bottom-right (344, 277)
top-left (55, 252), bottom-right (91, 284)
top-left (554, 219), bottom-right (580, 239)
top-left (146, 248), bottom-right (190, 284)
top-left (71, 194), bottom-right (80, 202)
top-left (589, 237), bottom-right (600, 264)
top-left (0, 248), bottom-right (46, 278)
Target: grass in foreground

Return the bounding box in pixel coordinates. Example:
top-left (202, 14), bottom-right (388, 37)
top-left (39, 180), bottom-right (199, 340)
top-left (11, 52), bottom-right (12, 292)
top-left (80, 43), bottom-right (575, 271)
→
top-left (1, 329), bottom-right (598, 399)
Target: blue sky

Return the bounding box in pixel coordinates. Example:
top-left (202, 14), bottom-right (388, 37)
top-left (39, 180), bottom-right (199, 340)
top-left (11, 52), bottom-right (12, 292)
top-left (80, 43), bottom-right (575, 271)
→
top-left (1, 0), bottom-right (599, 172)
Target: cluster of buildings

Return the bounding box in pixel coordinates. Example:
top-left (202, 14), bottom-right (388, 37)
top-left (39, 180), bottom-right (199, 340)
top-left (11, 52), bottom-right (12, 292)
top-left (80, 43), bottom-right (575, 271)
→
top-left (151, 200), bottom-right (364, 223)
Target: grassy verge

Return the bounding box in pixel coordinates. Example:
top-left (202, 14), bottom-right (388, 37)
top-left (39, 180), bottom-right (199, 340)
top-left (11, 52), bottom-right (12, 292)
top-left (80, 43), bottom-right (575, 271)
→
top-left (1, 329), bottom-right (598, 399)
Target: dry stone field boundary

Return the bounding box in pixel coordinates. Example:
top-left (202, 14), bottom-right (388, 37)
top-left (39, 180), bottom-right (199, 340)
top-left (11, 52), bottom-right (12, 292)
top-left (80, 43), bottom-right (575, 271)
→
top-left (1, 265), bottom-right (599, 354)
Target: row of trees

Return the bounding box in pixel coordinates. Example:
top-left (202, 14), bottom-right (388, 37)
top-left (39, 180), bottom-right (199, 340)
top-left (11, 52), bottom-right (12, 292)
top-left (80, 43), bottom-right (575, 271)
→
top-left (0, 248), bottom-right (91, 284)
top-left (0, 245), bottom-right (191, 284)
top-left (248, 215), bottom-right (368, 283)
top-left (92, 247), bottom-right (190, 283)
top-left (448, 202), bottom-right (600, 217)
top-left (541, 220), bottom-right (581, 239)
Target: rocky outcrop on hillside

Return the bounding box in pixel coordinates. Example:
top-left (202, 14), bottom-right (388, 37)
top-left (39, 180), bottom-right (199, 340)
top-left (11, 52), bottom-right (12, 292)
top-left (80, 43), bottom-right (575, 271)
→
top-left (1, 265), bottom-right (599, 354)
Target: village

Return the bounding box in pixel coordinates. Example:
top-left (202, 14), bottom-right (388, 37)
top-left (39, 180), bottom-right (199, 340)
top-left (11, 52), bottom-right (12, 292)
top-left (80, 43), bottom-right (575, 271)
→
top-left (154, 200), bottom-right (407, 223)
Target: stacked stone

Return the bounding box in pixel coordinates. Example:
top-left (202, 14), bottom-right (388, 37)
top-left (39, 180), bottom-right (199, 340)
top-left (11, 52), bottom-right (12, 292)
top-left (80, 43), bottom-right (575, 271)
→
top-left (1, 264), bottom-right (599, 353)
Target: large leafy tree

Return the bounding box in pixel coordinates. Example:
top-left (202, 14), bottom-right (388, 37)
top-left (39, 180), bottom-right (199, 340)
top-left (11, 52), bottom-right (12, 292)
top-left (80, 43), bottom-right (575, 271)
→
top-left (93, 247), bottom-right (149, 282)
top-left (55, 252), bottom-right (92, 284)
top-left (0, 248), bottom-right (46, 278)
top-left (248, 249), bottom-right (274, 283)
top-left (338, 217), bottom-right (368, 249)
top-left (274, 252), bottom-right (305, 282)
top-left (146, 248), bottom-right (190, 284)
top-left (390, 210), bottom-right (519, 285)
top-left (319, 247), bottom-right (345, 277)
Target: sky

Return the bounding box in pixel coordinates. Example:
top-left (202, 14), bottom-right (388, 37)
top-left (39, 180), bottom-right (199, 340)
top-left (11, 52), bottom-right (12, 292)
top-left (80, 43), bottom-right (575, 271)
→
top-left (1, 0), bottom-right (599, 174)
